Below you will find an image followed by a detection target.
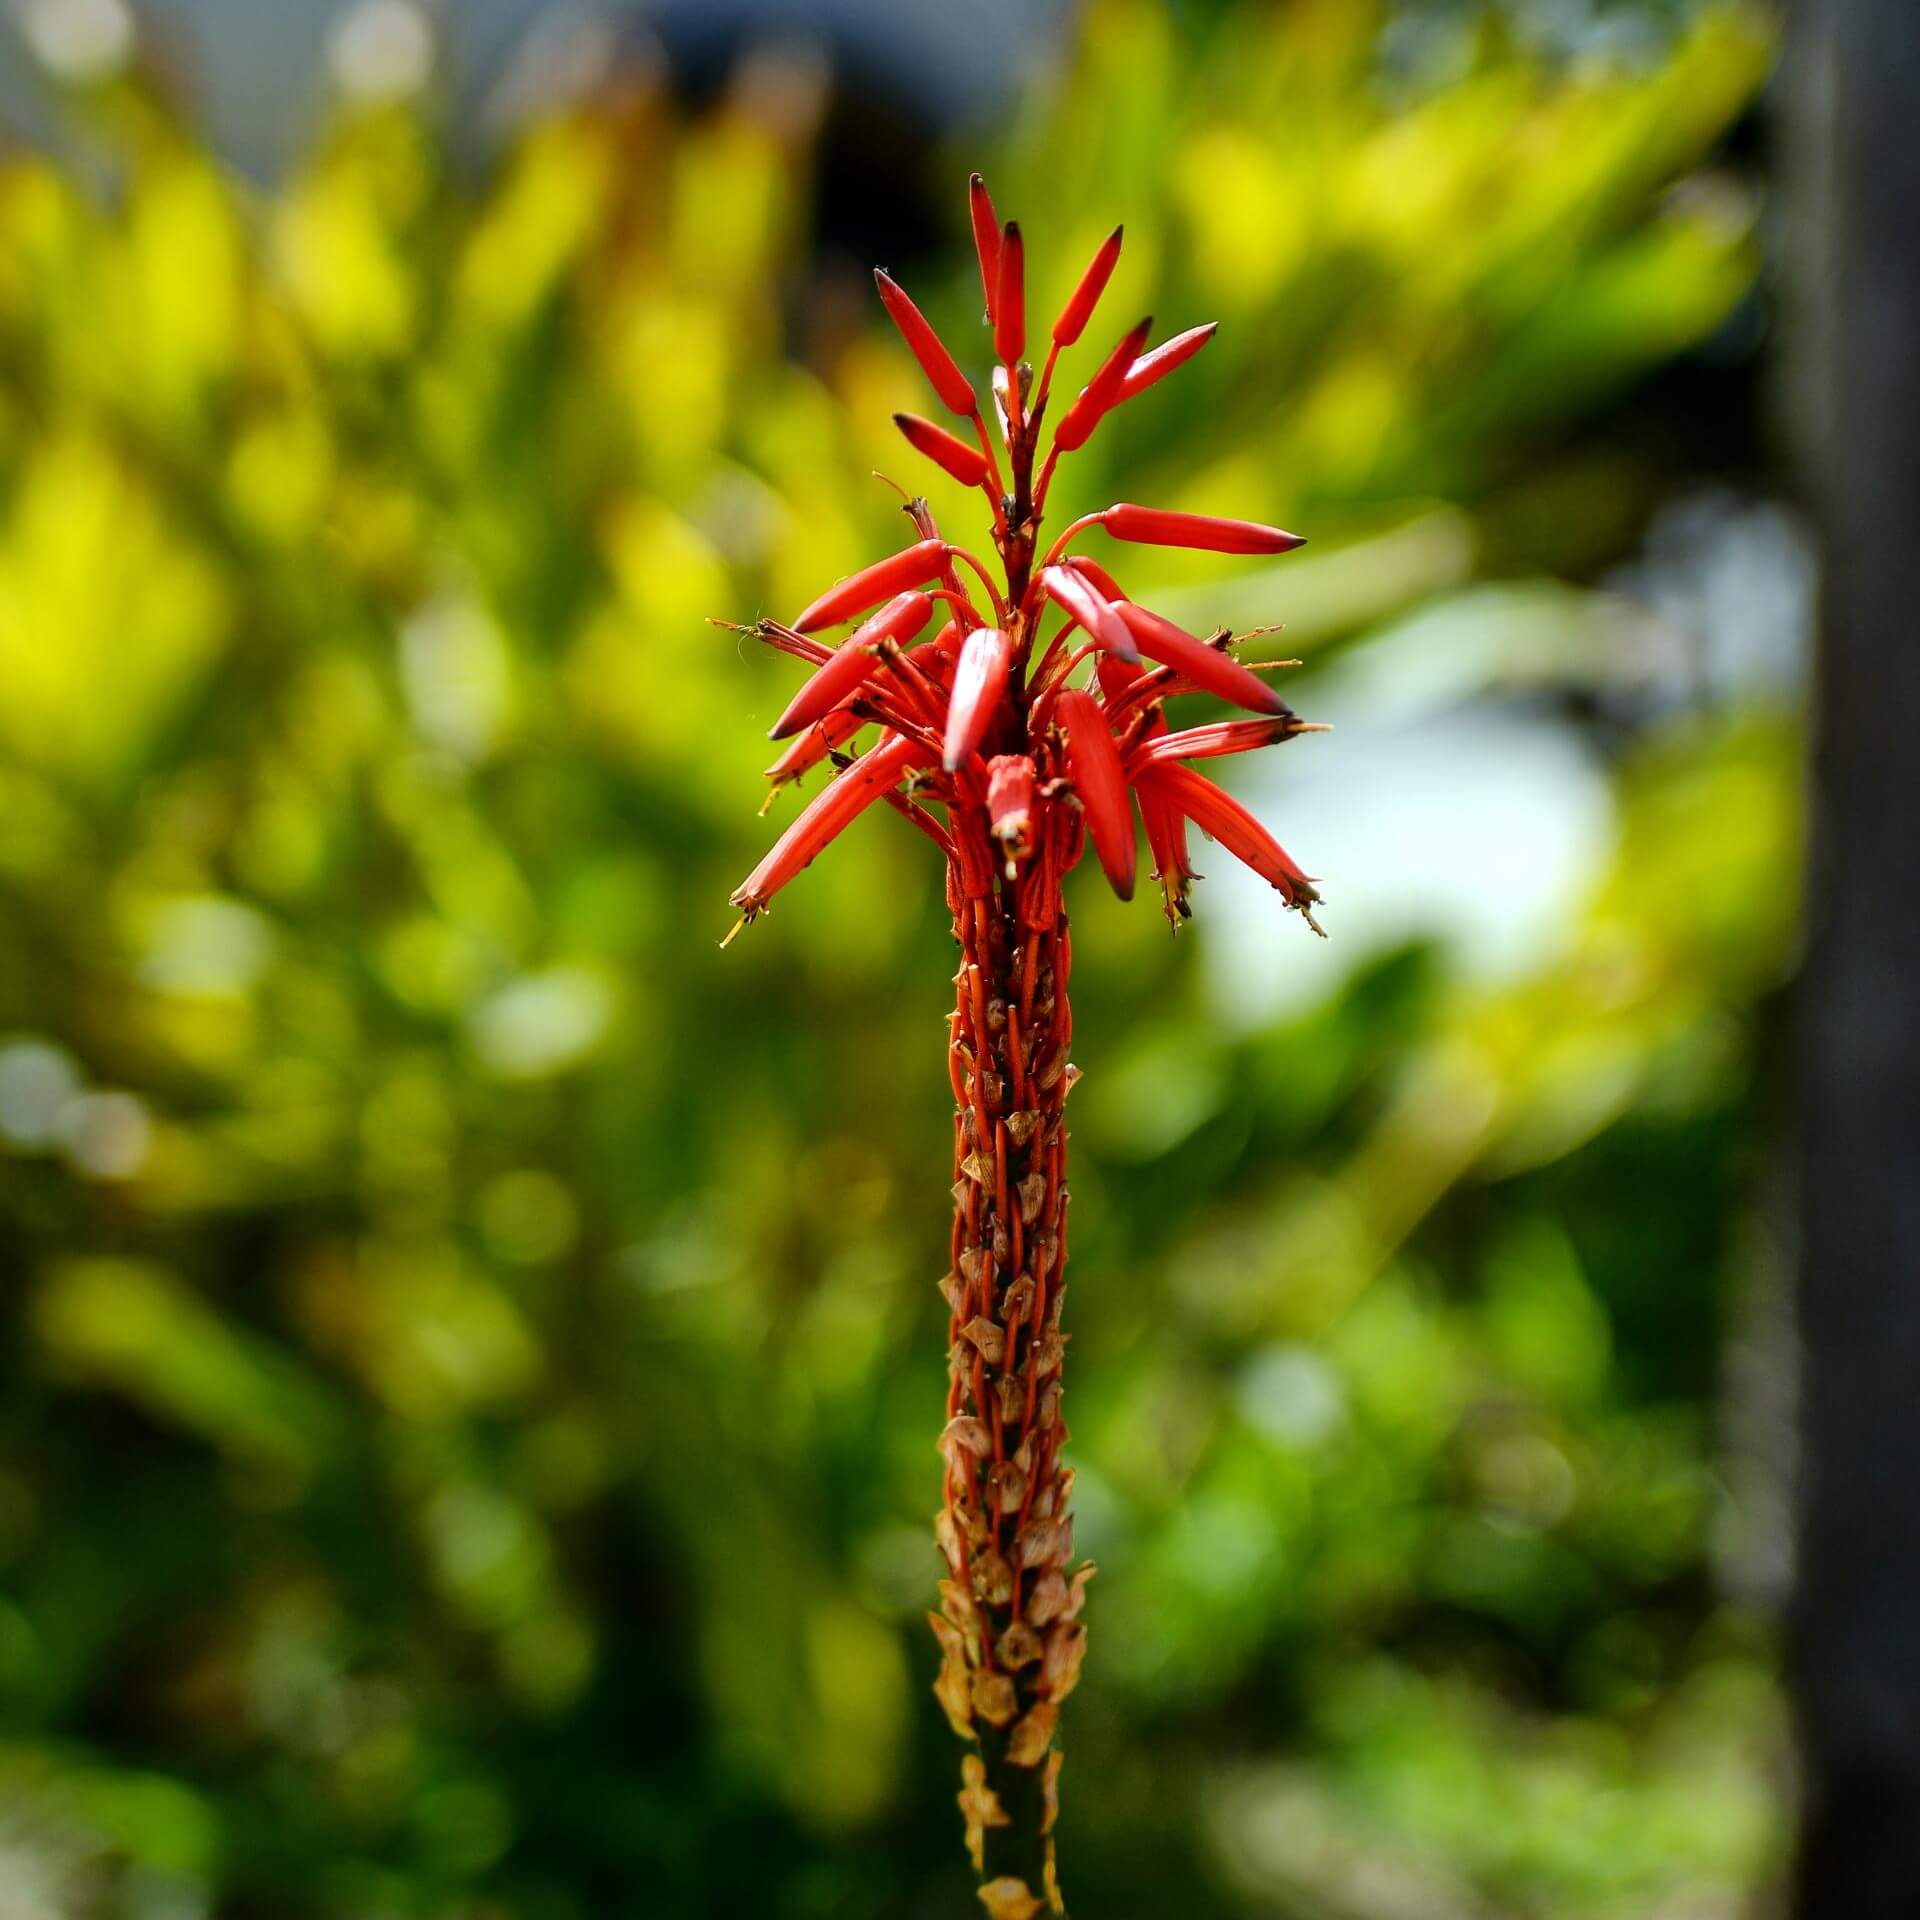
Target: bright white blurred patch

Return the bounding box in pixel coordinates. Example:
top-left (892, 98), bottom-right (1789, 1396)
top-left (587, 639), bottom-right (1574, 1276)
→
top-left (401, 596), bottom-right (511, 762)
top-left (55, 1091), bottom-right (152, 1181)
top-left (0, 1039), bottom-right (81, 1149)
top-left (468, 968), bottom-right (612, 1081)
top-left (16, 0), bottom-right (133, 79)
top-left (1236, 1344), bottom-right (1347, 1449)
top-left (139, 896), bottom-right (276, 998)
top-left (1200, 706), bottom-right (1613, 1027)
top-left (328, 0), bottom-right (433, 103)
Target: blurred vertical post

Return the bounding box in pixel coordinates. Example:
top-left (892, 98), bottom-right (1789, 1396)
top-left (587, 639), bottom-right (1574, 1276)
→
top-left (1794, 0), bottom-right (1920, 1913)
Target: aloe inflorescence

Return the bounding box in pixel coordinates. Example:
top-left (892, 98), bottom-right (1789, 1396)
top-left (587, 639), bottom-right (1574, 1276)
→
top-left (724, 172), bottom-right (1322, 1918)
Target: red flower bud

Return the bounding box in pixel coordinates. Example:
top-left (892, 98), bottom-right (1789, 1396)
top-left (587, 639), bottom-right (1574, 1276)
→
top-left (875, 269), bottom-right (977, 417)
top-left (1113, 603), bottom-right (1287, 715)
top-left (1137, 760), bottom-right (1318, 910)
top-left (1055, 690), bottom-right (1137, 899)
top-left (1052, 315), bottom-right (1154, 454)
top-left (995, 221), bottom-right (1026, 366)
top-left (1101, 504), bottom-right (1306, 555)
top-left (968, 174), bottom-right (1001, 321)
top-left (771, 591), bottom-right (934, 739)
top-left (943, 627), bottom-right (1012, 770)
top-left (1040, 565), bottom-right (1138, 662)
top-left (793, 539), bottom-right (949, 633)
top-left (1052, 226), bottom-right (1124, 347)
top-left (731, 732), bottom-right (934, 915)
top-left (894, 413), bottom-right (990, 488)
top-left (1118, 322), bottom-right (1217, 400)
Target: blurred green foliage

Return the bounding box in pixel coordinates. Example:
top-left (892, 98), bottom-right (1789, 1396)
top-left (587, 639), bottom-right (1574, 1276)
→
top-left (0, 3), bottom-right (1793, 1916)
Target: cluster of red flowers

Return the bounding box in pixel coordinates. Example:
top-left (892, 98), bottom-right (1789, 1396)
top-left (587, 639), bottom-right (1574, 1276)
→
top-left (725, 174), bottom-right (1321, 942)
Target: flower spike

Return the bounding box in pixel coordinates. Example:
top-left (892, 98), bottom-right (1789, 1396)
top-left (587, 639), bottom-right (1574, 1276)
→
top-left (725, 173), bottom-right (1327, 1917)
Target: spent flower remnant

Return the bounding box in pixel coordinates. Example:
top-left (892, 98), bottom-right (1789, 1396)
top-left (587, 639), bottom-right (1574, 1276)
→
top-left (723, 174), bottom-right (1320, 1917)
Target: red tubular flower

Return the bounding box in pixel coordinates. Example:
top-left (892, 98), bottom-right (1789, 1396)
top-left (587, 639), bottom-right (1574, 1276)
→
top-left (995, 221), bottom-right (1026, 366)
top-left (1137, 758), bottom-right (1319, 911)
top-left (771, 591), bottom-right (934, 739)
top-left (1113, 602), bottom-right (1288, 715)
top-left (1101, 503), bottom-right (1307, 555)
top-left (764, 706), bottom-right (865, 787)
top-left (725, 172), bottom-right (1325, 1916)
top-left (1132, 716), bottom-right (1302, 764)
top-left (1062, 554), bottom-right (1128, 604)
top-left (876, 269), bottom-right (978, 416)
top-left (1052, 225), bottom-right (1124, 347)
top-left (1119, 321), bottom-right (1218, 399)
top-left (1040, 564), bottom-right (1137, 661)
top-left (944, 627), bottom-right (1013, 770)
top-left (793, 539), bottom-right (949, 633)
top-left (896, 412), bottom-right (992, 488)
top-left (1052, 313), bottom-right (1155, 453)
top-left (1138, 774), bottom-right (1195, 924)
top-left (730, 733), bottom-right (934, 920)
top-left (1055, 689), bottom-right (1136, 899)
top-left (985, 751), bottom-right (1035, 858)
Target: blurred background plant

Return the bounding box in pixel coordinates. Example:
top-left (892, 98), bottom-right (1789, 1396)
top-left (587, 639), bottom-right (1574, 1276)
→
top-left (0, 2), bottom-right (1800, 1916)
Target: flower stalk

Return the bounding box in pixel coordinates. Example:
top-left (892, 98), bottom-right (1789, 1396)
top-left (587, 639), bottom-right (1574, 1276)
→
top-left (725, 175), bottom-right (1323, 1916)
